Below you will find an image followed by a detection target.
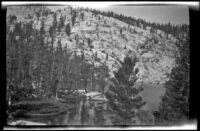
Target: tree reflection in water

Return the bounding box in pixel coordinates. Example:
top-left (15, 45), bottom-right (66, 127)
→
top-left (94, 103), bottom-right (105, 125)
top-left (80, 98), bottom-right (89, 125)
top-left (41, 98), bottom-right (111, 125)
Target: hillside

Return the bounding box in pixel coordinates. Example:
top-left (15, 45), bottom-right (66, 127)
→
top-left (6, 5), bottom-right (191, 126)
top-left (6, 5), bottom-right (178, 85)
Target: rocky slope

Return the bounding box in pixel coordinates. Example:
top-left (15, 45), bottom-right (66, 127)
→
top-left (7, 5), bottom-right (179, 86)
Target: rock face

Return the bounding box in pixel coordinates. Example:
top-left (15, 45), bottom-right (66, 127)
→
top-left (7, 5), bottom-right (178, 85)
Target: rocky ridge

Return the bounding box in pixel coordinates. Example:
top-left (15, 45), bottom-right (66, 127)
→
top-left (7, 5), bottom-right (179, 85)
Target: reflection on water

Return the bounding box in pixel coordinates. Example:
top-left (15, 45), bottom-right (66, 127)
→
top-left (42, 98), bottom-right (111, 125)
top-left (10, 85), bottom-right (163, 126)
top-left (26, 85), bottom-right (162, 126)
top-left (11, 85), bottom-right (162, 125)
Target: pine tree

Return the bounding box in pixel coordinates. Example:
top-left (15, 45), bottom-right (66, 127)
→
top-left (80, 12), bottom-right (85, 21)
top-left (105, 51), bottom-right (146, 125)
top-left (98, 16), bottom-right (101, 21)
top-left (65, 23), bottom-right (71, 37)
top-left (40, 19), bottom-right (45, 37)
top-left (60, 15), bottom-right (65, 28)
top-left (49, 26), bottom-right (53, 37)
top-left (52, 39), bottom-right (64, 99)
top-left (154, 33), bottom-right (190, 124)
top-left (100, 62), bottom-right (109, 95)
top-left (71, 10), bottom-right (77, 26)
top-left (57, 23), bottom-right (61, 33)
top-left (120, 28), bottom-right (122, 35)
top-left (52, 13), bottom-right (57, 30)
top-left (35, 11), bottom-right (40, 20)
top-left (106, 53), bottom-right (108, 60)
top-left (87, 38), bottom-right (91, 46)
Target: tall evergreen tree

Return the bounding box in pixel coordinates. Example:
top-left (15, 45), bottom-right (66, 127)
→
top-left (65, 23), bottom-right (71, 37)
top-left (154, 33), bottom-right (190, 124)
top-left (49, 26), bottom-right (53, 37)
top-left (80, 12), bottom-right (85, 21)
top-left (60, 15), bottom-right (65, 28)
top-left (35, 11), bottom-right (40, 20)
top-left (71, 10), bottom-right (77, 26)
top-left (120, 28), bottom-right (122, 35)
top-left (40, 18), bottom-right (45, 37)
top-left (52, 13), bottom-right (57, 30)
top-left (57, 23), bottom-right (61, 33)
top-left (105, 51), bottom-right (146, 125)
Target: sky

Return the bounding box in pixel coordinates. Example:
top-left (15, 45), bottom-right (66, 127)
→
top-left (101, 6), bottom-right (189, 25)
top-left (48, 5), bottom-right (189, 25)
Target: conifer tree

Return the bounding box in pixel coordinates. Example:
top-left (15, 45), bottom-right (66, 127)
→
top-left (71, 10), bottom-right (77, 26)
top-left (87, 38), bottom-right (91, 46)
top-left (65, 23), bottom-right (71, 37)
top-left (80, 12), bottom-right (85, 21)
top-left (35, 11), bottom-right (40, 20)
top-left (60, 15), bottom-right (65, 28)
top-left (57, 23), bottom-right (61, 33)
top-left (106, 53), bottom-right (108, 60)
top-left (52, 13), bottom-right (57, 30)
top-left (40, 19), bottom-right (45, 37)
top-left (49, 26), bottom-right (53, 37)
top-left (105, 51), bottom-right (146, 125)
top-left (154, 33), bottom-right (190, 124)
top-left (120, 28), bottom-right (122, 35)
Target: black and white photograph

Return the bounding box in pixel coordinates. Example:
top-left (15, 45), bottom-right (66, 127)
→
top-left (2, 1), bottom-right (198, 130)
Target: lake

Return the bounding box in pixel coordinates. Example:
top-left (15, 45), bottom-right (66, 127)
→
top-left (140, 83), bottom-right (165, 111)
top-left (9, 83), bottom-right (165, 125)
